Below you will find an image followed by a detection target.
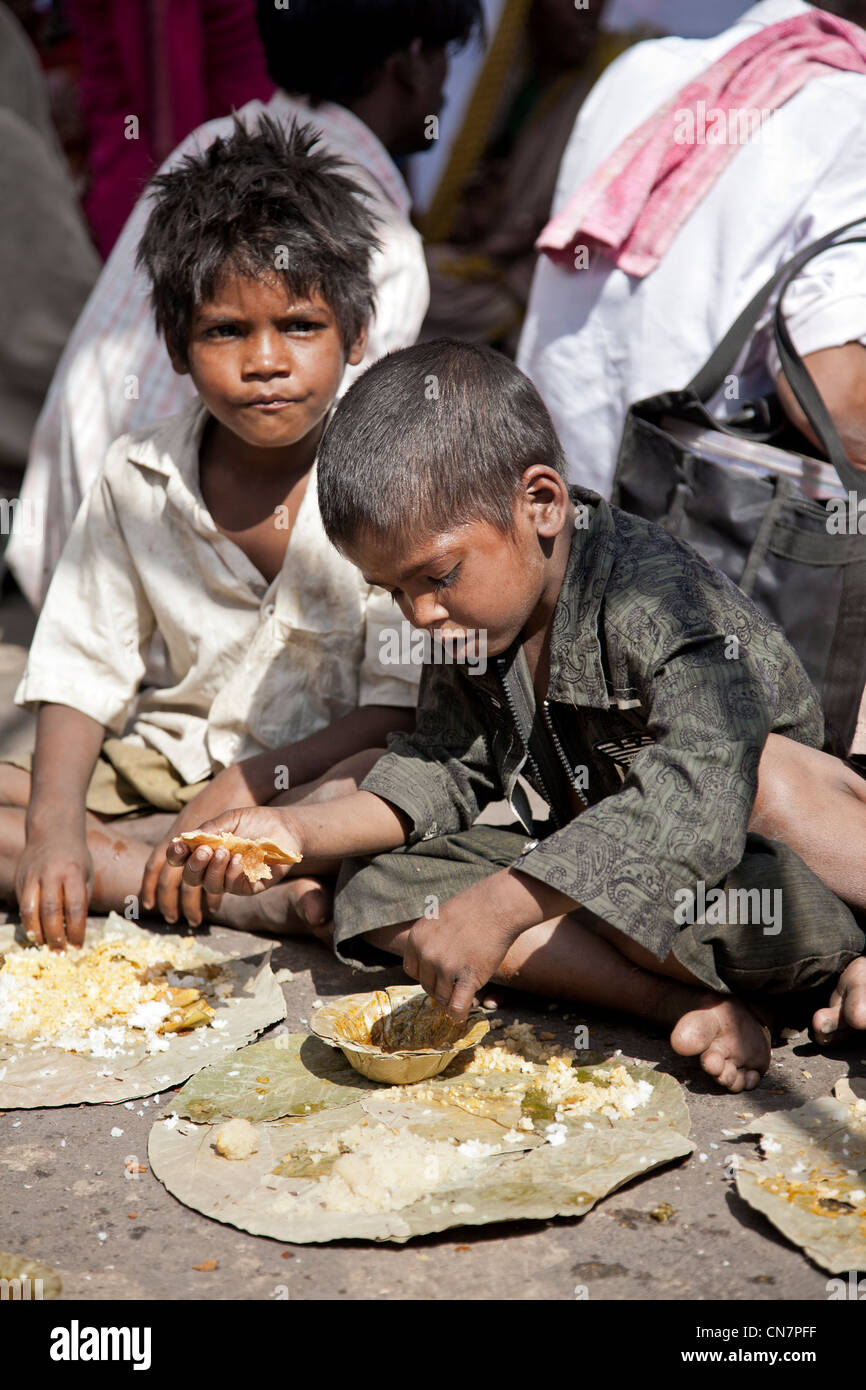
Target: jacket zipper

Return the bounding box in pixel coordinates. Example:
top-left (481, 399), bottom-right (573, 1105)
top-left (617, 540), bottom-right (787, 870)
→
top-left (543, 699), bottom-right (589, 809)
top-left (497, 657), bottom-right (563, 831)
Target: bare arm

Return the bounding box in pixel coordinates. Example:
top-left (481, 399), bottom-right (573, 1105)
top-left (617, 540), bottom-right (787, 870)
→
top-left (18, 703), bottom-right (105, 946)
top-left (140, 703), bottom-right (415, 924)
top-left (166, 789), bottom-right (412, 896)
top-left (27, 704), bottom-right (103, 835)
top-left (777, 341), bottom-right (866, 470)
top-left (224, 704), bottom-right (415, 804)
top-left (281, 789), bottom-right (412, 860)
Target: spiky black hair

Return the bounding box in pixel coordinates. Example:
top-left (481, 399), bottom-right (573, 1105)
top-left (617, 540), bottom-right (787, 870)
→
top-left (136, 115), bottom-right (381, 363)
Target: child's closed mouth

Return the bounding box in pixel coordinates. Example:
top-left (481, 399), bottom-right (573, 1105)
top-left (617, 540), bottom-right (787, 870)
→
top-left (242, 394), bottom-right (309, 411)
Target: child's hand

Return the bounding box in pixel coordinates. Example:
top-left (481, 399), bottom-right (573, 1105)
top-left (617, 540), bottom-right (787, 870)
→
top-left (401, 868), bottom-right (574, 1023)
top-left (140, 767), bottom-right (251, 927)
top-left (15, 833), bottom-right (94, 950)
top-left (166, 808), bottom-right (303, 897)
top-left (402, 902), bottom-right (519, 1024)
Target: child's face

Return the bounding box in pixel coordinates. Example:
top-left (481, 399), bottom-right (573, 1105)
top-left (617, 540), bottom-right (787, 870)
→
top-left (350, 470), bottom-right (572, 659)
top-left (175, 272), bottom-right (366, 455)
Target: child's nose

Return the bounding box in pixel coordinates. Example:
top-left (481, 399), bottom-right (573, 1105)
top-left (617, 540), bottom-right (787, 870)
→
top-left (411, 591), bottom-right (448, 628)
top-left (243, 330), bottom-right (291, 378)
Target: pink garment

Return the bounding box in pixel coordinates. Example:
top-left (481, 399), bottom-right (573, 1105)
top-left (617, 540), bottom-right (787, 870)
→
top-left (537, 10), bottom-right (866, 278)
top-left (69, 0), bottom-right (273, 257)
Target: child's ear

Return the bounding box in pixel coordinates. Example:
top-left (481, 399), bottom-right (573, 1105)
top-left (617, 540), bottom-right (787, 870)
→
top-left (347, 322), bottom-right (369, 368)
top-left (524, 466), bottom-right (570, 538)
top-left (167, 343), bottom-right (190, 377)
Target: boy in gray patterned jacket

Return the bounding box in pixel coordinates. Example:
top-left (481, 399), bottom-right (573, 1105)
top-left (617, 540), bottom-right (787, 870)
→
top-left (169, 340), bottom-right (866, 1093)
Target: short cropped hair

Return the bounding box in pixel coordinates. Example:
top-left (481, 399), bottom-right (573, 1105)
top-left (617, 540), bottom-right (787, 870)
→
top-left (256, 0), bottom-right (484, 107)
top-left (317, 339), bottom-right (568, 553)
top-left (136, 116), bottom-right (381, 364)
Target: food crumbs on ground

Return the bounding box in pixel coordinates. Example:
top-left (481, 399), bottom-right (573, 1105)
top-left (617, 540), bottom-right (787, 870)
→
top-left (215, 1117), bottom-right (259, 1160)
top-left (192, 1258), bottom-right (218, 1271)
top-left (650, 1202), bottom-right (675, 1222)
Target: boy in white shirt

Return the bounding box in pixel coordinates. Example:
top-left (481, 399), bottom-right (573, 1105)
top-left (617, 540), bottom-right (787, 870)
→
top-left (2, 117), bottom-right (417, 949)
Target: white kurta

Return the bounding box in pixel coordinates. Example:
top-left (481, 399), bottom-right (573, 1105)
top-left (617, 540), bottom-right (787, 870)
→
top-left (9, 93), bottom-right (430, 609)
top-left (518, 0), bottom-right (866, 497)
top-left (15, 400), bottom-right (418, 785)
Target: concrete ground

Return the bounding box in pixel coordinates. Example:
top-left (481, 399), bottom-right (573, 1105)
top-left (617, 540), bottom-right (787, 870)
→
top-left (0, 590), bottom-right (863, 1303)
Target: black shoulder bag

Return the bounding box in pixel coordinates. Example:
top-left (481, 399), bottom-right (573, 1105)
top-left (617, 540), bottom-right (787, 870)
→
top-left (612, 217), bottom-right (866, 751)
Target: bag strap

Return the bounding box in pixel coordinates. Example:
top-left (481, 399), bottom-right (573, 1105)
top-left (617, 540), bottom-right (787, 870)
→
top-left (773, 242), bottom-right (866, 495)
top-left (688, 215), bottom-right (866, 401)
top-left (738, 476), bottom-right (798, 597)
top-left (684, 216), bottom-right (866, 494)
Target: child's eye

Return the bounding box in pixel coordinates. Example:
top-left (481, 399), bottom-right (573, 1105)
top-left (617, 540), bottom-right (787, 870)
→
top-left (206, 324), bottom-right (239, 338)
top-left (430, 567), bottom-right (459, 593)
top-left (284, 320), bottom-right (321, 333)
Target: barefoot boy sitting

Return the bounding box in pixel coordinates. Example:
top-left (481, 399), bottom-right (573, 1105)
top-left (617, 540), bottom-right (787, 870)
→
top-left (3, 118), bottom-right (417, 949)
top-left (168, 339), bottom-right (866, 1093)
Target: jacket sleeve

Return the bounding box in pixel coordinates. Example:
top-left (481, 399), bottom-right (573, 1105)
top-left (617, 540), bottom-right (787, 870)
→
top-left (510, 629), bottom-right (819, 961)
top-left (361, 660), bottom-right (503, 841)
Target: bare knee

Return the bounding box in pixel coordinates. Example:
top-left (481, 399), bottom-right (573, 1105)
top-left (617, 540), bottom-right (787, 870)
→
top-left (751, 733), bottom-right (849, 837)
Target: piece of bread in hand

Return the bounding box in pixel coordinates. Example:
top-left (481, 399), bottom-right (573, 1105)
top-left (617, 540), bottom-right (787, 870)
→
top-left (178, 831), bottom-right (302, 884)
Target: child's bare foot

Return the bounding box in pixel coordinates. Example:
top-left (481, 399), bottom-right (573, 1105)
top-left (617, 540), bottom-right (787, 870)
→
top-left (812, 956), bottom-right (866, 1045)
top-left (670, 994), bottom-right (771, 1092)
top-left (210, 877), bottom-right (334, 946)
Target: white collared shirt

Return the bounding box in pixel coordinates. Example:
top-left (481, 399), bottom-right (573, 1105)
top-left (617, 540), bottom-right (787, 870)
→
top-left (15, 399), bottom-right (418, 784)
top-left (518, 0), bottom-right (866, 496)
top-left (9, 93), bottom-right (430, 609)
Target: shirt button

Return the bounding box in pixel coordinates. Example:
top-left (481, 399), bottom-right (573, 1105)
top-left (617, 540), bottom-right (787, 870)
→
top-left (263, 603), bottom-right (275, 618)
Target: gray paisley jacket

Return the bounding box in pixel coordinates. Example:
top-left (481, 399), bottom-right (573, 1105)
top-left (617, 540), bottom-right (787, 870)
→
top-left (362, 487), bottom-right (824, 959)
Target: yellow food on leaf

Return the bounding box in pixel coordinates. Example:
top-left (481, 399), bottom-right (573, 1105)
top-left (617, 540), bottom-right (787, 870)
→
top-left (0, 935), bottom-right (217, 1054)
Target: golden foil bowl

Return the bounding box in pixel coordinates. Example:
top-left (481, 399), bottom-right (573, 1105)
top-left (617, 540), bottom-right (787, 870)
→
top-left (310, 986), bottom-right (489, 1084)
